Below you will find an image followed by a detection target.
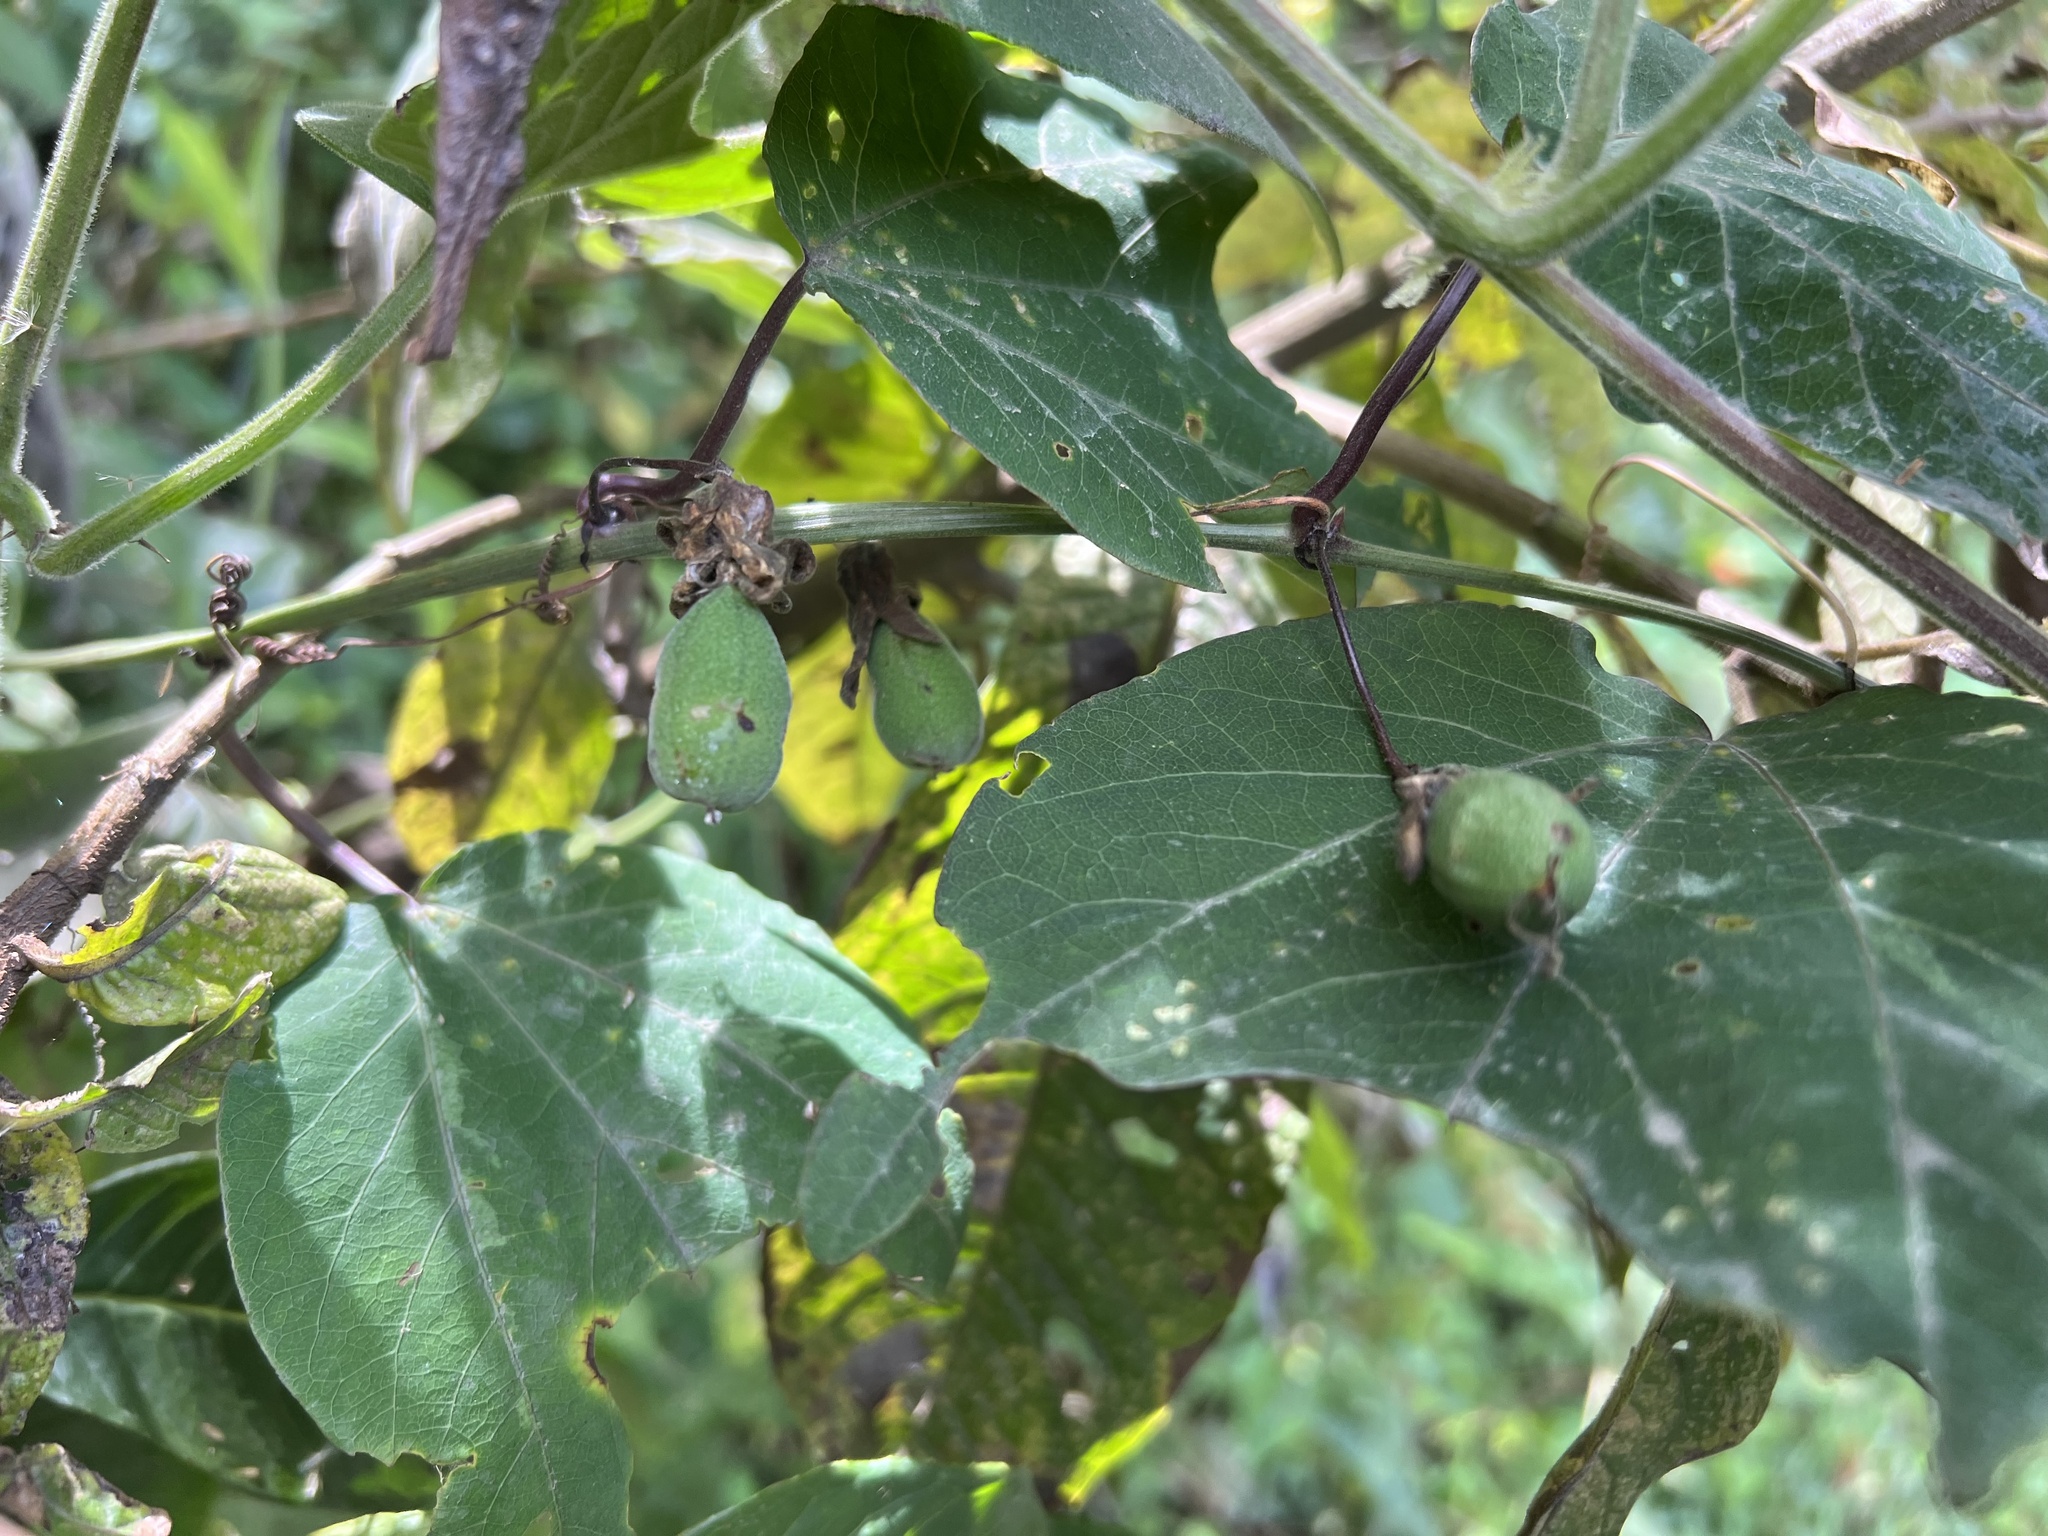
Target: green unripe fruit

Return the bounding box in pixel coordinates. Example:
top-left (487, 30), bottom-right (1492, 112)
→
top-left (648, 583), bottom-right (791, 810)
top-left (868, 625), bottom-right (983, 769)
top-left (1425, 769), bottom-right (1598, 930)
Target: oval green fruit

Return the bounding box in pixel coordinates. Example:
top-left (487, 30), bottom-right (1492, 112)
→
top-left (868, 624), bottom-right (983, 769)
top-left (1424, 768), bottom-right (1598, 930)
top-left (648, 583), bottom-right (791, 810)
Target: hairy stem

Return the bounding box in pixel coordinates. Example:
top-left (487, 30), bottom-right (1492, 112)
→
top-left (29, 253), bottom-right (433, 576)
top-left (1497, 263), bottom-right (2048, 694)
top-left (0, 0), bottom-right (159, 540)
top-left (1185, 0), bottom-right (1829, 265)
top-left (1549, 0), bottom-right (1638, 186)
top-left (9, 502), bottom-right (1852, 688)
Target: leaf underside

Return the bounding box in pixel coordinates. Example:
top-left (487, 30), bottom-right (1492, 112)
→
top-left (937, 602), bottom-right (2048, 1499)
top-left (1470, 0), bottom-right (2048, 542)
top-left (766, 8), bottom-right (1429, 590)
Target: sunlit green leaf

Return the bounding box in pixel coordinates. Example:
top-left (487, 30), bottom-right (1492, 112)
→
top-left (939, 602), bottom-right (2048, 1499)
top-left (218, 834), bottom-right (930, 1536)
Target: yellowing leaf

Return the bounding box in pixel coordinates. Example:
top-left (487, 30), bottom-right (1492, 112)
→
top-left (589, 140), bottom-right (774, 216)
top-left (387, 590), bottom-right (616, 872)
top-left (835, 868), bottom-right (984, 1046)
top-left (733, 348), bottom-right (955, 506)
top-left (777, 628), bottom-right (911, 844)
top-left (67, 843), bottom-right (344, 1029)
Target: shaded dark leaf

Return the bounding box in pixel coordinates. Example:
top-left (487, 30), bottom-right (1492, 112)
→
top-left (1519, 1287), bottom-right (1781, 1536)
top-left (1470, 0), bottom-right (2048, 544)
top-left (938, 602), bottom-right (2048, 1499)
top-left (764, 9), bottom-right (1432, 590)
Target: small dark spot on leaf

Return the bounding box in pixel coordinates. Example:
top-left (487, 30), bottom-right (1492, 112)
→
top-left (1052, 441), bottom-right (1073, 460)
top-left (583, 1315), bottom-right (615, 1388)
top-left (1672, 958), bottom-right (1703, 978)
top-left (1184, 411), bottom-right (1205, 441)
top-left (737, 708), bottom-right (756, 733)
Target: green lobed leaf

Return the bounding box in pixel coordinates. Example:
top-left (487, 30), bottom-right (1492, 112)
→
top-left (218, 833), bottom-right (930, 1536)
top-left (1469, 0), bottom-right (2048, 544)
top-left (764, 8), bottom-right (1429, 590)
top-left (682, 1458), bottom-right (1045, 1536)
top-left (67, 843), bottom-right (345, 1030)
top-left (937, 602), bottom-right (2048, 1499)
top-left (1519, 1287), bottom-right (1782, 1536)
top-left (799, 1075), bottom-right (945, 1265)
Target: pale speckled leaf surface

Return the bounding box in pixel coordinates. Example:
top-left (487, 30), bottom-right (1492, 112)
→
top-left (1470, 0), bottom-right (2048, 542)
top-left (68, 843), bottom-right (343, 1029)
top-left (936, 603), bottom-right (2048, 1498)
top-left (765, 9), bottom-right (1428, 590)
top-left (218, 834), bottom-right (929, 1536)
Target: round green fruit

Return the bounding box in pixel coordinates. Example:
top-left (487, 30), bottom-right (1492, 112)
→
top-left (868, 625), bottom-right (983, 770)
top-left (647, 582), bottom-right (792, 810)
top-left (1424, 769), bottom-right (1598, 930)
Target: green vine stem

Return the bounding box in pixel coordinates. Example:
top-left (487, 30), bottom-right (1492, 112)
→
top-left (0, 0), bottom-right (160, 541)
top-left (27, 253), bottom-right (433, 576)
top-left (1547, 0), bottom-right (1638, 186)
top-left (1495, 263), bottom-right (2048, 696)
top-left (8, 500), bottom-right (1853, 689)
top-left (1181, 0), bottom-right (1831, 266)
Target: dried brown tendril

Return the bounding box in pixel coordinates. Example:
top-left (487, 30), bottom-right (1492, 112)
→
top-left (656, 469), bottom-right (815, 617)
top-left (834, 541), bottom-right (944, 707)
top-left (205, 553), bottom-right (253, 630)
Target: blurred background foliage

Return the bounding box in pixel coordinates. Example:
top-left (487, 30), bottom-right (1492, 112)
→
top-left (5, 0), bottom-right (2048, 1528)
